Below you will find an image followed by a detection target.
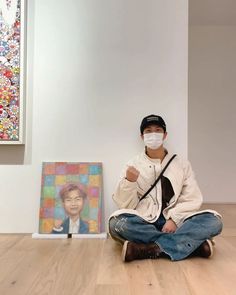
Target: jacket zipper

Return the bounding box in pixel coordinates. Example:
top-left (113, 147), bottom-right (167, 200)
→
top-left (153, 165), bottom-right (157, 205)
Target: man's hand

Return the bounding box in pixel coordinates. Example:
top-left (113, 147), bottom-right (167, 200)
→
top-left (162, 219), bottom-right (177, 233)
top-left (54, 219), bottom-right (63, 229)
top-left (126, 166), bottom-right (140, 182)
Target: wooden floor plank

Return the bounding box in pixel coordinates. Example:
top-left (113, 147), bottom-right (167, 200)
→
top-left (152, 258), bottom-right (193, 295)
top-left (221, 228), bottom-right (236, 237)
top-left (225, 236), bottom-right (236, 248)
top-left (125, 260), bottom-right (163, 295)
top-left (0, 237), bottom-right (62, 295)
top-left (179, 258), bottom-right (228, 295)
top-left (25, 239), bottom-right (103, 295)
top-left (0, 236), bottom-right (38, 286)
top-left (97, 238), bottom-right (129, 285)
top-left (0, 235), bottom-right (24, 258)
top-left (0, 236), bottom-right (235, 295)
top-left (94, 285), bottom-right (130, 295)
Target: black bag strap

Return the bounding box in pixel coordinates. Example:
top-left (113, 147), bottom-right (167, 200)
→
top-left (139, 154), bottom-right (177, 202)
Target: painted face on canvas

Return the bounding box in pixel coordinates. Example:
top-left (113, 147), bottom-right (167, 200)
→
top-left (63, 189), bottom-right (84, 218)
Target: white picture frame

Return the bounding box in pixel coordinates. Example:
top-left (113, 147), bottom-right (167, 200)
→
top-left (0, 0), bottom-right (26, 144)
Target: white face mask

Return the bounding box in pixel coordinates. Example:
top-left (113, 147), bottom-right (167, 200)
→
top-left (143, 132), bottom-right (164, 150)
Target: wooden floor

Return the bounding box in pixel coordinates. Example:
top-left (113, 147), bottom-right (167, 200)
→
top-left (0, 204), bottom-right (236, 295)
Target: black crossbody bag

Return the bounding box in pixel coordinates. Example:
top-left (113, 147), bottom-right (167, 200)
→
top-left (139, 154), bottom-right (177, 202)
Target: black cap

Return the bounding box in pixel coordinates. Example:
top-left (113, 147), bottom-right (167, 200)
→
top-left (140, 114), bottom-right (166, 134)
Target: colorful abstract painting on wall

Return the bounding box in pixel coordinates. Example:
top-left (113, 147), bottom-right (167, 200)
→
top-left (39, 162), bottom-right (103, 234)
top-left (0, 0), bottom-right (25, 143)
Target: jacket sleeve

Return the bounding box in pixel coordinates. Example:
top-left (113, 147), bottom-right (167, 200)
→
top-left (112, 165), bottom-right (140, 209)
top-left (164, 161), bottom-right (203, 226)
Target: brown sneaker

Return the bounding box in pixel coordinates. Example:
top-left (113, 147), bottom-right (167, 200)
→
top-left (122, 241), bottom-right (161, 262)
top-left (192, 239), bottom-right (214, 258)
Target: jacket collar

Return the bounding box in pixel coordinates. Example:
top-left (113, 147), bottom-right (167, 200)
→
top-left (142, 149), bottom-right (173, 165)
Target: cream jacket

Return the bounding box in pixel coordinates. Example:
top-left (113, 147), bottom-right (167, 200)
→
top-left (110, 151), bottom-right (221, 227)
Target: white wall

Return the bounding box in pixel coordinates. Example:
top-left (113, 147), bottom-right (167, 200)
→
top-left (189, 25), bottom-right (236, 202)
top-left (0, 0), bottom-right (188, 233)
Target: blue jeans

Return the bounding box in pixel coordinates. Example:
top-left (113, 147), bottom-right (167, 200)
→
top-left (109, 213), bottom-right (223, 261)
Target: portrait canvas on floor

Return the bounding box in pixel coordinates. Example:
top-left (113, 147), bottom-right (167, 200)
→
top-left (39, 162), bottom-right (103, 235)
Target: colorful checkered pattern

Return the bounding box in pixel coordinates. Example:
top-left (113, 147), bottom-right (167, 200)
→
top-left (39, 162), bottom-right (103, 234)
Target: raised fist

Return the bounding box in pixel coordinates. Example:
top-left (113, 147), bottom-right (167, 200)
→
top-left (126, 166), bottom-right (140, 182)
